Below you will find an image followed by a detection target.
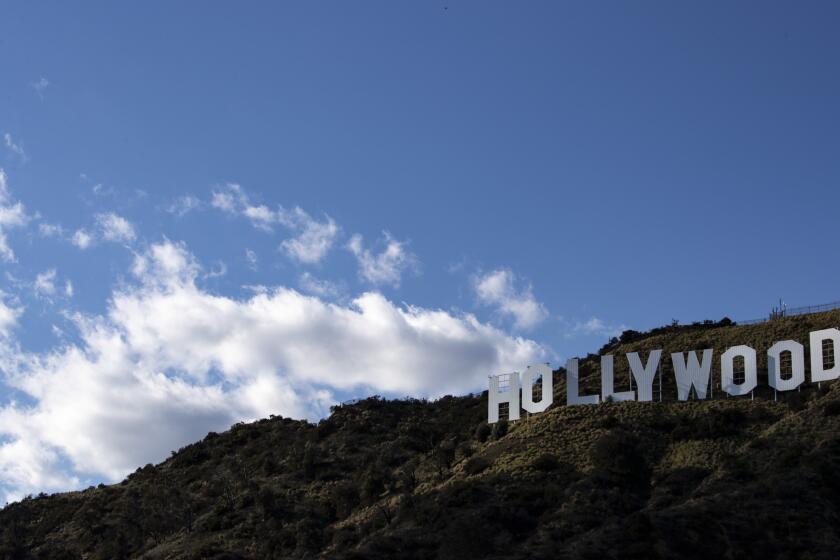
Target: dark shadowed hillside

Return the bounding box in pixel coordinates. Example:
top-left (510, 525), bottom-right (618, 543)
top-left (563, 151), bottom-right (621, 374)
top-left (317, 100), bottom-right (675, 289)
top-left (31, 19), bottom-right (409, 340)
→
top-left (3, 311), bottom-right (840, 559)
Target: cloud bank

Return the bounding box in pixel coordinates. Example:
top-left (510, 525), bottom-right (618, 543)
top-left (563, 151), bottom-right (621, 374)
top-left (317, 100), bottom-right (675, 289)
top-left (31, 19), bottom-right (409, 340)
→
top-left (0, 240), bottom-right (545, 502)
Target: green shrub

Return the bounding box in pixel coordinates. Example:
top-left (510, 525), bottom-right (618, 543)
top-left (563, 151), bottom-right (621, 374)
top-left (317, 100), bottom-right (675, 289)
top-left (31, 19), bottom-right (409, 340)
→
top-left (464, 456), bottom-right (491, 475)
top-left (823, 400), bottom-right (840, 416)
top-left (596, 414), bottom-right (620, 429)
top-left (531, 453), bottom-right (560, 472)
top-left (331, 481), bottom-right (360, 519)
top-left (590, 429), bottom-right (648, 488)
top-left (458, 442), bottom-right (475, 460)
top-left (492, 420), bottom-right (508, 440)
top-left (475, 423), bottom-right (492, 443)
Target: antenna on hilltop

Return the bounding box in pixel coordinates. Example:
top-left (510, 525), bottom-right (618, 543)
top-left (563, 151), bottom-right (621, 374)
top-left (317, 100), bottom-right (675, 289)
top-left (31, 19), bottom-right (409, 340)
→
top-left (769, 298), bottom-right (788, 321)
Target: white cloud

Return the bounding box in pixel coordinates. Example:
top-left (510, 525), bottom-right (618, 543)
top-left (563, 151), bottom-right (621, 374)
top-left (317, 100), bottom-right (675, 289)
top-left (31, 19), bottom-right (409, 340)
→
top-left (210, 185), bottom-right (339, 262)
top-left (569, 317), bottom-right (626, 340)
top-left (245, 248), bottom-right (258, 270)
top-left (71, 229), bottom-right (93, 250)
top-left (210, 183), bottom-right (243, 213)
top-left (34, 269), bottom-right (57, 297)
top-left (347, 232), bottom-right (418, 287)
top-left (130, 239), bottom-right (200, 289)
top-left (242, 204), bottom-right (276, 231)
top-left (31, 269), bottom-right (72, 301)
top-left (3, 133), bottom-right (28, 164)
top-left (39, 223), bottom-right (64, 237)
top-left (279, 207), bottom-right (339, 264)
top-left (0, 439), bottom-right (80, 502)
top-left (96, 212), bottom-right (136, 244)
top-left (166, 195), bottom-right (202, 217)
top-left (0, 240), bottom-right (545, 501)
top-left (0, 234), bottom-right (18, 261)
top-left (0, 169), bottom-right (32, 261)
top-left (473, 268), bottom-right (549, 330)
top-left (31, 77), bottom-right (50, 99)
top-left (91, 183), bottom-right (114, 197)
top-left (0, 297), bottom-right (22, 338)
top-left (81, 179), bottom-right (146, 205)
top-left (211, 184), bottom-right (277, 231)
top-left (204, 261), bottom-right (227, 279)
top-left (298, 272), bottom-right (341, 299)
top-left (67, 213), bottom-right (137, 250)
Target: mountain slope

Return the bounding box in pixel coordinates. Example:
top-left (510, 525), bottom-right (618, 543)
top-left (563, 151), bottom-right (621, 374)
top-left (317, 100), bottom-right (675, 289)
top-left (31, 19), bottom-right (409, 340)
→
top-left (2, 310), bottom-right (840, 559)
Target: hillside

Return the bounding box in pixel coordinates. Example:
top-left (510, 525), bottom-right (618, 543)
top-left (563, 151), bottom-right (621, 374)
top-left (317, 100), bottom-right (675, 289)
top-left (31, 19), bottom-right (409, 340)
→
top-left (2, 310), bottom-right (840, 559)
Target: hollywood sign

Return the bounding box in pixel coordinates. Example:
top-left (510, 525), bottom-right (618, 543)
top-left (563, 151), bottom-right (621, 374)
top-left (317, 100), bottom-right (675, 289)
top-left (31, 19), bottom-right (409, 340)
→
top-left (488, 328), bottom-right (840, 423)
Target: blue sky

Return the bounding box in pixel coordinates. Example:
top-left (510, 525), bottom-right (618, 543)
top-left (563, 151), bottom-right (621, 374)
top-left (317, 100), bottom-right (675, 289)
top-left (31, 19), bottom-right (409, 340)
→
top-left (0, 1), bottom-right (839, 499)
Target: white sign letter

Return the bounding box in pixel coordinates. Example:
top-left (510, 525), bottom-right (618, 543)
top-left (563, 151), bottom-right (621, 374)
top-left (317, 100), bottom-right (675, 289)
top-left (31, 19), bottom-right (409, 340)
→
top-left (721, 345), bottom-right (757, 396)
top-left (488, 372), bottom-right (520, 423)
top-left (566, 358), bottom-right (599, 406)
top-left (521, 364), bottom-right (553, 414)
top-left (627, 350), bottom-right (662, 402)
top-left (768, 340), bottom-right (805, 392)
top-left (810, 328), bottom-right (840, 383)
top-left (672, 349), bottom-right (713, 401)
top-left (601, 355), bottom-right (634, 402)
